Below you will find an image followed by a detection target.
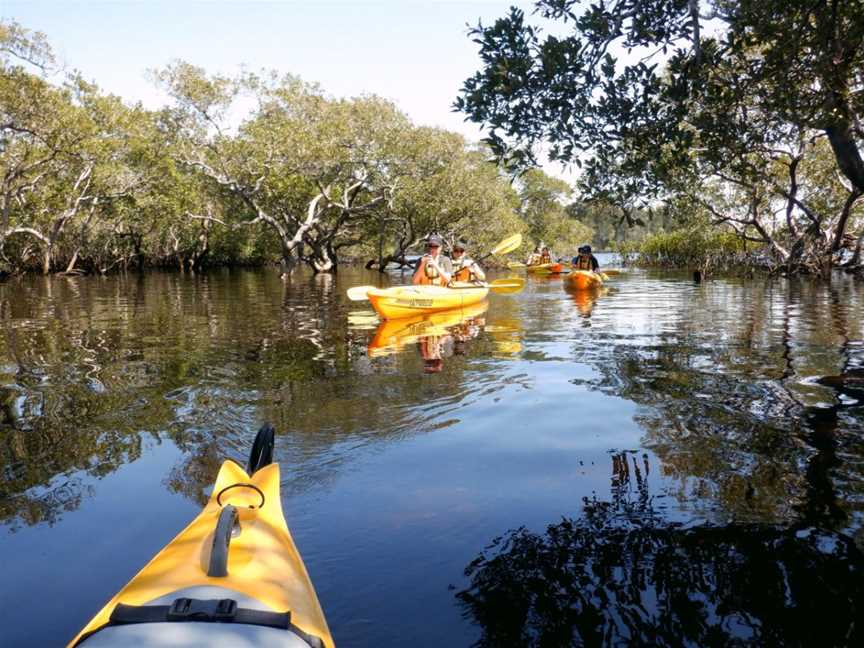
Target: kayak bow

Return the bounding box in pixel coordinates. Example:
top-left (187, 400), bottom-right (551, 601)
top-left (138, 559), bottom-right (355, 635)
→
top-left (69, 425), bottom-right (333, 648)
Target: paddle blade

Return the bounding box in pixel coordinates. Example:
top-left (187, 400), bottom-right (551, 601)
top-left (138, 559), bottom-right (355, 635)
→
top-left (489, 278), bottom-right (525, 294)
top-left (507, 261), bottom-right (527, 270)
top-left (601, 269), bottom-right (624, 276)
top-left (491, 233), bottom-right (523, 256)
top-left (346, 285), bottom-right (375, 301)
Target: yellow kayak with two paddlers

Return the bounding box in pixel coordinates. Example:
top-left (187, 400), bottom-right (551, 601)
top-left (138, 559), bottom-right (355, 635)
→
top-left (69, 425), bottom-right (333, 648)
top-left (346, 278), bottom-right (524, 320)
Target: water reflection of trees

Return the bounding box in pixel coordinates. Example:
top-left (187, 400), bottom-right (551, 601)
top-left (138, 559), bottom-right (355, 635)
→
top-left (458, 452), bottom-right (864, 648)
top-left (576, 276), bottom-right (864, 529)
top-left (0, 270), bottom-right (501, 527)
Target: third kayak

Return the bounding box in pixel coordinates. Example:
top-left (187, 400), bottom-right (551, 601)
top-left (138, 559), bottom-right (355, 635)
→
top-left (565, 269), bottom-right (605, 290)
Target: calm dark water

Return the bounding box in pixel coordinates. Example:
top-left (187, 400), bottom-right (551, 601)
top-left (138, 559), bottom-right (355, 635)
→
top-left (1, 262), bottom-right (863, 646)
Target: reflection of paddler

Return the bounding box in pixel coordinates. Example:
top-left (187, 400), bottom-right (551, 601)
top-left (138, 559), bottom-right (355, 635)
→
top-left (452, 313), bottom-right (486, 355)
top-left (420, 334), bottom-right (448, 373)
top-left (368, 301), bottom-right (489, 357)
top-left (566, 285), bottom-right (608, 317)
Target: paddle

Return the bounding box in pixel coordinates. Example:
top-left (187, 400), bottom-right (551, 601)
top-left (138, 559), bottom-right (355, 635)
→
top-left (487, 278), bottom-right (525, 294)
top-left (474, 233), bottom-right (523, 263)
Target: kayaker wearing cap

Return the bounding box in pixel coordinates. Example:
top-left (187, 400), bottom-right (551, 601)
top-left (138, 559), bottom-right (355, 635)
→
top-left (451, 240), bottom-right (486, 283)
top-left (572, 245), bottom-right (600, 271)
top-left (413, 235), bottom-right (453, 286)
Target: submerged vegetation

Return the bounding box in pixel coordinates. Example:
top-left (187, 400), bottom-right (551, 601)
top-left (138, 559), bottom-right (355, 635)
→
top-left (617, 226), bottom-right (749, 273)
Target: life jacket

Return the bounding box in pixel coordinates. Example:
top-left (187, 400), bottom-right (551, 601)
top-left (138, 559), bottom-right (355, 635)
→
top-left (452, 256), bottom-right (478, 282)
top-left (574, 254), bottom-right (594, 270)
top-left (540, 251), bottom-right (552, 264)
top-left (416, 256), bottom-right (448, 286)
top-left (526, 253), bottom-right (541, 266)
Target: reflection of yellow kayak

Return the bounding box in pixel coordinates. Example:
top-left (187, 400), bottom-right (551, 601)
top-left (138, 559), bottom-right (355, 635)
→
top-left (368, 301), bottom-right (489, 357)
top-left (367, 283), bottom-right (489, 319)
top-left (566, 284), bottom-right (609, 316)
top-left (70, 426), bottom-right (333, 648)
top-left (565, 269), bottom-right (605, 290)
top-left (526, 262), bottom-right (566, 275)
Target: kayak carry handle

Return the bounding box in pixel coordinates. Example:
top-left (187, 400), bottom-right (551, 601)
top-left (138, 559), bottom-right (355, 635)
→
top-left (247, 423), bottom-right (275, 475)
top-left (208, 504), bottom-right (238, 577)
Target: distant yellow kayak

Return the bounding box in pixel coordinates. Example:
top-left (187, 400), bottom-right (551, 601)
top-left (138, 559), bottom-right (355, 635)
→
top-left (69, 426), bottom-right (333, 648)
top-left (368, 301), bottom-right (489, 357)
top-left (526, 262), bottom-right (566, 275)
top-left (366, 283), bottom-right (489, 319)
top-left (566, 269), bottom-right (605, 290)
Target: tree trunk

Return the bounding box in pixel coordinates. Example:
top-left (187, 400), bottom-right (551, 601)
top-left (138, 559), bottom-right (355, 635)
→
top-left (64, 249), bottom-right (79, 274)
top-left (825, 123), bottom-right (864, 194)
top-left (42, 245), bottom-right (51, 275)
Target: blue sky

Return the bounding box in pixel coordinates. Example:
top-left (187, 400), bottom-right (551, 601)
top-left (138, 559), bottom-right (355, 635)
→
top-left (3, 1), bottom-right (539, 145)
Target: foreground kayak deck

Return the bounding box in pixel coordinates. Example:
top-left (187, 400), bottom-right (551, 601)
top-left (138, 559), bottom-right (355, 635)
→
top-left (70, 428), bottom-right (333, 648)
top-left (367, 283), bottom-right (489, 319)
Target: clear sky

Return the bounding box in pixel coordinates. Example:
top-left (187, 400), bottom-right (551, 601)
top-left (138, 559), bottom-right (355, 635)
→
top-left (3, 1), bottom-right (549, 156)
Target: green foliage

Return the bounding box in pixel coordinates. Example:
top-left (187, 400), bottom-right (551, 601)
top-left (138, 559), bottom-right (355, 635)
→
top-left (618, 225), bottom-right (749, 271)
top-left (457, 0), bottom-right (864, 273)
top-left (515, 168), bottom-right (591, 256)
top-left (0, 19), bottom-right (548, 275)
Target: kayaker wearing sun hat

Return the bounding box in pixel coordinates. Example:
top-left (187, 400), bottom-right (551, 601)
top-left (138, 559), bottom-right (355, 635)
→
top-left (450, 240), bottom-right (486, 283)
top-left (572, 245), bottom-right (600, 271)
top-left (413, 235), bottom-right (453, 286)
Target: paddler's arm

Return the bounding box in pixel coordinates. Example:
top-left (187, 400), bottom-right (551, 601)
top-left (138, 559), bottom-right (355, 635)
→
top-left (471, 261), bottom-right (486, 282)
top-left (427, 257), bottom-right (452, 283)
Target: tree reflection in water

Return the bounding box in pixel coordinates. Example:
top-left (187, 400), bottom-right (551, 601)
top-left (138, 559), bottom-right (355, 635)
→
top-left (458, 452), bottom-right (864, 648)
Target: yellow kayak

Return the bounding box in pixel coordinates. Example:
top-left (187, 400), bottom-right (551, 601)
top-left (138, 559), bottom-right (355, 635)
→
top-left (368, 301), bottom-right (489, 357)
top-left (366, 283), bottom-right (489, 319)
top-left (526, 262), bottom-right (566, 275)
top-left (69, 426), bottom-right (333, 648)
top-left (565, 269), bottom-right (605, 290)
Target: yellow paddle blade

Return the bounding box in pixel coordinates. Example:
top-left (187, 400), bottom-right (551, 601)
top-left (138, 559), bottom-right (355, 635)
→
top-left (490, 233), bottom-right (523, 256)
top-left (346, 285), bottom-right (375, 301)
top-left (488, 278), bottom-right (525, 294)
top-left (507, 261), bottom-right (527, 270)
top-left (601, 269), bottom-right (624, 276)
